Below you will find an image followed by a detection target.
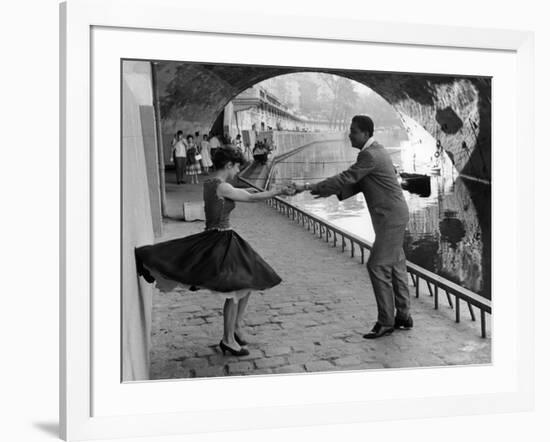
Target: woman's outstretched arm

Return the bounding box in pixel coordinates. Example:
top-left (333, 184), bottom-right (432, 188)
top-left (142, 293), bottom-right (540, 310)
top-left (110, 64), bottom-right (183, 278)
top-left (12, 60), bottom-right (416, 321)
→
top-left (217, 182), bottom-right (291, 202)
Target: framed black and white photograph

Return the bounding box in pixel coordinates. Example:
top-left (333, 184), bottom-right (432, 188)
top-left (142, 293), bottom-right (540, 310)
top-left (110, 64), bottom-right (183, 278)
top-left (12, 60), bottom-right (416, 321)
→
top-left (60, 0), bottom-right (534, 440)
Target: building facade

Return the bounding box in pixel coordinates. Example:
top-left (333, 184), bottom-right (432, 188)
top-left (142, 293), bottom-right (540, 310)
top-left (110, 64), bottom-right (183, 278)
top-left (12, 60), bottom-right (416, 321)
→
top-left (223, 85), bottom-right (341, 141)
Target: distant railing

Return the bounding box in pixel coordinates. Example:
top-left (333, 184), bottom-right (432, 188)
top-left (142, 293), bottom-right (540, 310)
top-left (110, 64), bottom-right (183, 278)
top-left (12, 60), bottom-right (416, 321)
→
top-left (263, 137), bottom-right (345, 189)
top-left (238, 176), bottom-right (492, 338)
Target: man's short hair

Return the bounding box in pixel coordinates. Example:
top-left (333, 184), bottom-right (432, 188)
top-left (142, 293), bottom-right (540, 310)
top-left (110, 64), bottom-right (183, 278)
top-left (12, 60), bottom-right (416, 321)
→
top-left (352, 115), bottom-right (374, 137)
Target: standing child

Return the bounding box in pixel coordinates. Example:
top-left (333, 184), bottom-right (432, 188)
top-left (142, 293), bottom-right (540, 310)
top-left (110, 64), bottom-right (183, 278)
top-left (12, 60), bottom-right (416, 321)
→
top-left (209, 134), bottom-right (221, 158)
top-left (185, 135), bottom-right (201, 184)
top-left (200, 134), bottom-right (213, 174)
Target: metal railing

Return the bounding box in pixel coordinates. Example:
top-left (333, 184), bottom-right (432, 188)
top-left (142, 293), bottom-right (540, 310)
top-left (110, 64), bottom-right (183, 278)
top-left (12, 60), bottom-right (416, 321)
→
top-left (238, 176), bottom-right (492, 338)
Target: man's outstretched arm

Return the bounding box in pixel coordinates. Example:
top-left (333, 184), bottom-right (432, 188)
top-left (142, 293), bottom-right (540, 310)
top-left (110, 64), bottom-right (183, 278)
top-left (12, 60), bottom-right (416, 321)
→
top-left (310, 150), bottom-right (375, 198)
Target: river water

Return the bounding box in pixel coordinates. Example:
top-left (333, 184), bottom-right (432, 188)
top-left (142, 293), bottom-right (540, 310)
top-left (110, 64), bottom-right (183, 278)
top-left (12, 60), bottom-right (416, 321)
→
top-left (268, 138), bottom-right (491, 299)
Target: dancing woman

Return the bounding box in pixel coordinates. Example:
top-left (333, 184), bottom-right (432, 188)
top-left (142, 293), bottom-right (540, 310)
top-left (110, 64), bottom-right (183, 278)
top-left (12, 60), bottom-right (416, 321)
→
top-left (136, 147), bottom-right (294, 356)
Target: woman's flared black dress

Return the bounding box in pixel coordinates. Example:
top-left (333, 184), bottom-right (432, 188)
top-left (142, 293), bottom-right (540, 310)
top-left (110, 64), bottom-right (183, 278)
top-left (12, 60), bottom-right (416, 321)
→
top-left (135, 178), bottom-right (282, 293)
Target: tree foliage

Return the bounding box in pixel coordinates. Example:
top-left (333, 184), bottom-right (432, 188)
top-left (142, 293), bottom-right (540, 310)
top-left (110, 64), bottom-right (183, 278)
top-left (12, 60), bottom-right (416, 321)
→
top-left (260, 73), bottom-right (403, 129)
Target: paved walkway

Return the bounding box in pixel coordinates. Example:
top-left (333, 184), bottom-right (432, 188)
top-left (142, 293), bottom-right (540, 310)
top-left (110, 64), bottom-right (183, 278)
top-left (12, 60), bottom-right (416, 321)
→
top-left (150, 171), bottom-right (491, 379)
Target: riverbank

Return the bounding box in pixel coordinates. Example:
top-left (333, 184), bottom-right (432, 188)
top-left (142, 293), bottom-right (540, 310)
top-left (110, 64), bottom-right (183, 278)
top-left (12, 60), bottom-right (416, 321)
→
top-left (149, 170), bottom-right (491, 379)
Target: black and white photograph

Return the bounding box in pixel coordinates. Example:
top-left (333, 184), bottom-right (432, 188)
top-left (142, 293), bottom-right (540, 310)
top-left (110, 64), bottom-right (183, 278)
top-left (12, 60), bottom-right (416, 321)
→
top-left (6, 0), bottom-right (549, 439)
top-left (122, 59), bottom-right (492, 381)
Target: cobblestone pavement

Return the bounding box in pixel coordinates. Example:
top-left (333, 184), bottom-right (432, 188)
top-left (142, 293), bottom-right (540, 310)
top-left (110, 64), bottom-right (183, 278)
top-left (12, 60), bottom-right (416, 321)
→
top-left (150, 172), bottom-right (491, 379)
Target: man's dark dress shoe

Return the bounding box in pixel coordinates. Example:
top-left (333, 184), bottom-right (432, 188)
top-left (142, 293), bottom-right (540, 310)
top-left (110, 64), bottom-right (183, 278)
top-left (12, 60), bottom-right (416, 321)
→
top-left (394, 315), bottom-right (414, 329)
top-left (363, 323), bottom-right (394, 339)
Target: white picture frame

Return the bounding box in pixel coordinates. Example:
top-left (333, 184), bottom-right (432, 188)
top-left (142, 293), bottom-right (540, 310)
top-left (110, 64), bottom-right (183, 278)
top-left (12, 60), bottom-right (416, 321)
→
top-left (60, 0), bottom-right (534, 440)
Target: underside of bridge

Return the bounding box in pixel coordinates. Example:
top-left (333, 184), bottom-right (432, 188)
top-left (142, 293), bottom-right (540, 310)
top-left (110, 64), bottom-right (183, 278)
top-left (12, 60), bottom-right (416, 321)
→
top-left (154, 61), bottom-right (491, 182)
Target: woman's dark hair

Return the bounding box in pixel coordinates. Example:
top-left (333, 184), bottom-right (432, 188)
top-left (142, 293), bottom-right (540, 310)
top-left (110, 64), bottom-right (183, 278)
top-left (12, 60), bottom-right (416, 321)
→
top-left (186, 134), bottom-right (194, 140)
top-left (212, 147), bottom-right (246, 170)
top-left (351, 115), bottom-right (374, 137)
top-left (176, 130), bottom-right (183, 136)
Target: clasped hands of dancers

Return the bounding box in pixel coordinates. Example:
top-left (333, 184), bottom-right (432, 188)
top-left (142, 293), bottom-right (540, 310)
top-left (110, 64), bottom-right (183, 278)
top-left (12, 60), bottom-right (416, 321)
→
top-left (136, 115), bottom-right (413, 358)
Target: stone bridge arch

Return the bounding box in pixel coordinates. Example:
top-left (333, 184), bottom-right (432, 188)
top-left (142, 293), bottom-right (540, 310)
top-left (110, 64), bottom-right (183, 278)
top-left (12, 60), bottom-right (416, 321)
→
top-left (155, 61), bottom-right (491, 182)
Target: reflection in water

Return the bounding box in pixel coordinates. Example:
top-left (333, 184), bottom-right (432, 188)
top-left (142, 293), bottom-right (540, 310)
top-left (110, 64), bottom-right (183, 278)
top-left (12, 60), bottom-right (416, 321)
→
top-left (440, 212), bottom-right (466, 248)
top-left (270, 139), bottom-right (491, 299)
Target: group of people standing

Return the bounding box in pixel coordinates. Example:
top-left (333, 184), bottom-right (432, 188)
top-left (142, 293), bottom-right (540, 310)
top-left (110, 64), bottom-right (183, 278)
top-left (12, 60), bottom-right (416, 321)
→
top-left (171, 131), bottom-right (216, 184)
top-left (252, 139), bottom-right (271, 165)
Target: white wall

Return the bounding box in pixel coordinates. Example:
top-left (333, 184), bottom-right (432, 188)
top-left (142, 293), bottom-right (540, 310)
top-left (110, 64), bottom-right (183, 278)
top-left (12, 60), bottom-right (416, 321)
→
top-left (121, 61), bottom-right (157, 381)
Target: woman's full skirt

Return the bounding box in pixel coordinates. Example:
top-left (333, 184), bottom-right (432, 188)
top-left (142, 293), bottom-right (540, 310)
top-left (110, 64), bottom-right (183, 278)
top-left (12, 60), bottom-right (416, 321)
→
top-left (135, 229), bottom-right (282, 293)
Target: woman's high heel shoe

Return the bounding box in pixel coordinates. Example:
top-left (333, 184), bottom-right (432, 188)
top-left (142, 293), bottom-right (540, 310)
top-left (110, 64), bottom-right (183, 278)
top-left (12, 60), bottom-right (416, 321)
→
top-left (219, 340), bottom-right (250, 356)
top-left (234, 332), bottom-right (248, 346)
